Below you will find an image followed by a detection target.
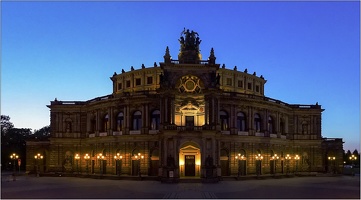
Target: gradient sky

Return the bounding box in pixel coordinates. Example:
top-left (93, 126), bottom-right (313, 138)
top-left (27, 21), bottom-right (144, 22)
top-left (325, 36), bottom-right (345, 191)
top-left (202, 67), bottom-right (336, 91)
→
top-left (2, 1), bottom-right (360, 151)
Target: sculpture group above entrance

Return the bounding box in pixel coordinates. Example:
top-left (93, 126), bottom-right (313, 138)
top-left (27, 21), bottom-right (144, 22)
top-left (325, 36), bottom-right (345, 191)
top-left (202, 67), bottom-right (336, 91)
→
top-left (178, 28), bottom-right (202, 64)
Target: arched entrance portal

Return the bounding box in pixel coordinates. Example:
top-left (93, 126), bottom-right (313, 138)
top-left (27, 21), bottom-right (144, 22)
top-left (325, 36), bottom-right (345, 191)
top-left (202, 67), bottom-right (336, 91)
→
top-left (179, 141), bottom-right (201, 177)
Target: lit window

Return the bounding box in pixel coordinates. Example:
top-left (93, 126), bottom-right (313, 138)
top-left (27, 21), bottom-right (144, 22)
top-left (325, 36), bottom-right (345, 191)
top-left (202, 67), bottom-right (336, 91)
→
top-left (220, 110), bottom-right (229, 130)
top-left (150, 110), bottom-right (160, 130)
top-left (117, 112), bottom-right (124, 131)
top-left (237, 112), bottom-right (246, 131)
top-left (133, 111), bottom-right (142, 130)
top-left (254, 113), bottom-right (261, 132)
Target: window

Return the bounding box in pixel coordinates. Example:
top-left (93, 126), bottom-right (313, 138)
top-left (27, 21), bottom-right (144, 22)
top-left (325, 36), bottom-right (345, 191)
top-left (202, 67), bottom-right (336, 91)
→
top-left (237, 112), bottom-right (246, 131)
top-left (150, 110), bottom-right (160, 130)
top-left (219, 110), bottom-right (229, 130)
top-left (118, 83), bottom-right (122, 90)
top-left (147, 76), bottom-right (153, 84)
top-left (226, 78), bottom-right (232, 86)
top-left (91, 118), bottom-right (96, 132)
top-left (302, 122), bottom-right (308, 134)
top-left (238, 80), bottom-right (243, 88)
top-left (248, 83), bottom-right (252, 90)
top-left (268, 116), bottom-right (274, 134)
top-left (116, 112), bottom-right (124, 131)
top-left (256, 85), bottom-right (260, 92)
top-left (126, 80), bottom-right (131, 88)
top-left (280, 119), bottom-right (285, 135)
top-left (104, 114), bottom-right (109, 131)
top-left (65, 119), bottom-right (72, 133)
top-left (133, 111), bottom-right (142, 130)
top-left (135, 78), bottom-right (141, 86)
top-left (254, 113), bottom-right (261, 132)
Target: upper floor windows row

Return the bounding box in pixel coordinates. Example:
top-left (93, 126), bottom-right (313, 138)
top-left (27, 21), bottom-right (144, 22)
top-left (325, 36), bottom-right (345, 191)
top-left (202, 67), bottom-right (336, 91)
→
top-left (90, 110), bottom-right (161, 132)
top-left (117, 76), bottom-right (155, 90)
top-left (219, 111), bottom-right (285, 134)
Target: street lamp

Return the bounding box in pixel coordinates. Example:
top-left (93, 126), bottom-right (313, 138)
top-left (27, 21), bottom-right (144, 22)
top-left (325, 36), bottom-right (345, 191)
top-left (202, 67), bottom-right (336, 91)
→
top-left (84, 154), bottom-right (90, 175)
top-left (328, 156), bottom-right (336, 174)
top-left (97, 153), bottom-right (105, 176)
top-left (235, 154), bottom-right (246, 178)
top-left (271, 154), bottom-right (279, 176)
top-left (285, 154), bottom-right (291, 175)
top-left (114, 153), bottom-right (123, 176)
top-left (34, 153), bottom-right (43, 177)
top-left (135, 153), bottom-right (144, 178)
top-left (255, 154), bottom-right (263, 177)
top-left (294, 155), bottom-right (300, 174)
top-left (75, 154), bottom-right (80, 174)
top-left (349, 155), bottom-right (357, 176)
top-left (10, 153), bottom-right (19, 181)
top-left (10, 153), bottom-right (19, 174)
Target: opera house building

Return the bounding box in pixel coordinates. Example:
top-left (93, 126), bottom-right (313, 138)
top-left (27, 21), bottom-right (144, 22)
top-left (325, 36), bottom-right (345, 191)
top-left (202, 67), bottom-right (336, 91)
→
top-left (26, 29), bottom-right (343, 182)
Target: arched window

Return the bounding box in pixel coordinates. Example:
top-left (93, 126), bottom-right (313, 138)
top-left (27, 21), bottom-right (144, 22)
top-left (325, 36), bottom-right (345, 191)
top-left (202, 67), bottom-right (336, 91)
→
top-left (150, 110), bottom-right (160, 130)
top-left (280, 118), bottom-right (285, 135)
top-left (219, 110), bottom-right (229, 131)
top-left (268, 116), bottom-right (274, 134)
top-left (104, 114), bottom-right (109, 131)
top-left (133, 111), bottom-right (142, 130)
top-left (91, 117), bottom-right (96, 132)
top-left (117, 112), bottom-right (124, 131)
top-left (236, 112), bottom-right (246, 131)
top-left (254, 113), bottom-right (261, 132)
top-left (65, 118), bottom-right (72, 133)
top-left (302, 122), bottom-right (308, 134)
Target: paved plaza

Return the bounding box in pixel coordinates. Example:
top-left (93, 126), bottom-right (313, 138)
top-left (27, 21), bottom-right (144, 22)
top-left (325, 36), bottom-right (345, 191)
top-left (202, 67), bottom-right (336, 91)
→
top-left (1, 174), bottom-right (360, 199)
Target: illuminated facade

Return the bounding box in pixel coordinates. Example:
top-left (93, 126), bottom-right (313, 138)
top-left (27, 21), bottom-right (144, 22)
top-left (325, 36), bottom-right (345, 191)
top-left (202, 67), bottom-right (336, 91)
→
top-left (26, 29), bottom-right (344, 180)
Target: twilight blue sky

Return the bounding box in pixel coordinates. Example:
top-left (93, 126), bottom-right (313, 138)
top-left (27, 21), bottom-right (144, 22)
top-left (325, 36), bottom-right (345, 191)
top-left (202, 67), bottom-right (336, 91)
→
top-left (2, 1), bottom-right (360, 151)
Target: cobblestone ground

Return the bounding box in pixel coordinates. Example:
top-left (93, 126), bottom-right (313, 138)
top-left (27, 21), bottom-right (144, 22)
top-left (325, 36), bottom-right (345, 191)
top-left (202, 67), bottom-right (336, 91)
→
top-left (1, 174), bottom-right (359, 199)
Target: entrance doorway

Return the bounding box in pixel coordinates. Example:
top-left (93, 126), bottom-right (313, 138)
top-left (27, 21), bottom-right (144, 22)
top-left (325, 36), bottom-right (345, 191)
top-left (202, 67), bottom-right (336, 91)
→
top-left (185, 116), bottom-right (194, 130)
top-left (185, 155), bottom-right (195, 176)
top-left (179, 141), bottom-right (201, 177)
top-left (132, 160), bottom-right (140, 176)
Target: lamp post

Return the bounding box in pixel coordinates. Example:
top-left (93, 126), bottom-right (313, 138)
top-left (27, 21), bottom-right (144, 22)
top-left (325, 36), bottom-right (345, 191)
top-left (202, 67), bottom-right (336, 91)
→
top-left (328, 156), bottom-right (336, 174)
top-left (114, 153), bottom-right (123, 176)
top-left (97, 153), bottom-right (105, 176)
top-left (34, 153), bottom-right (43, 177)
top-left (75, 154), bottom-right (80, 174)
top-left (285, 154), bottom-right (291, 175)
top-left (255, 154), bottom-right (263, 177)
top-left (135, 153), bottom-right (144, 178)
top-left (84, 154), bottom-right (90, 175)
top-left (349, 154), bottom-right (357, 176)
top-left (10, 153), bottom-right (19, 174)
top-left (271, 154), bottom-right (279, 176)
top-left (10, 153), bottom-right (19, 181)
top-left (294, 155), bottom-right (300, 174)
top-left (235, 153), bottom-right (246, 179)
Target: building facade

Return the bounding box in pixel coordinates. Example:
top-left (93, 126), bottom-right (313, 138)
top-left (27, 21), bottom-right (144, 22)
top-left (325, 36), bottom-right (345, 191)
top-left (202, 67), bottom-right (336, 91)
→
top-left (26, 29), bottom-right (344, 180)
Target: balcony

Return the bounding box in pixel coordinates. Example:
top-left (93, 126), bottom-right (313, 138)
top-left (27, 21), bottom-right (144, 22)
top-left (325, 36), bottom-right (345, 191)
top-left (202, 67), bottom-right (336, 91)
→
top-left (149, 130), bottom-right (159, 134)
top-left (238, 131), bottom-right (248, 136)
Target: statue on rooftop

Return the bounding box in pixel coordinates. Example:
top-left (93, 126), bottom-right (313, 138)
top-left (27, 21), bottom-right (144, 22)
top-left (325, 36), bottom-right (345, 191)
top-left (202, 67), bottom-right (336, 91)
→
top-left (178, 28), bottom-right (202, 63)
